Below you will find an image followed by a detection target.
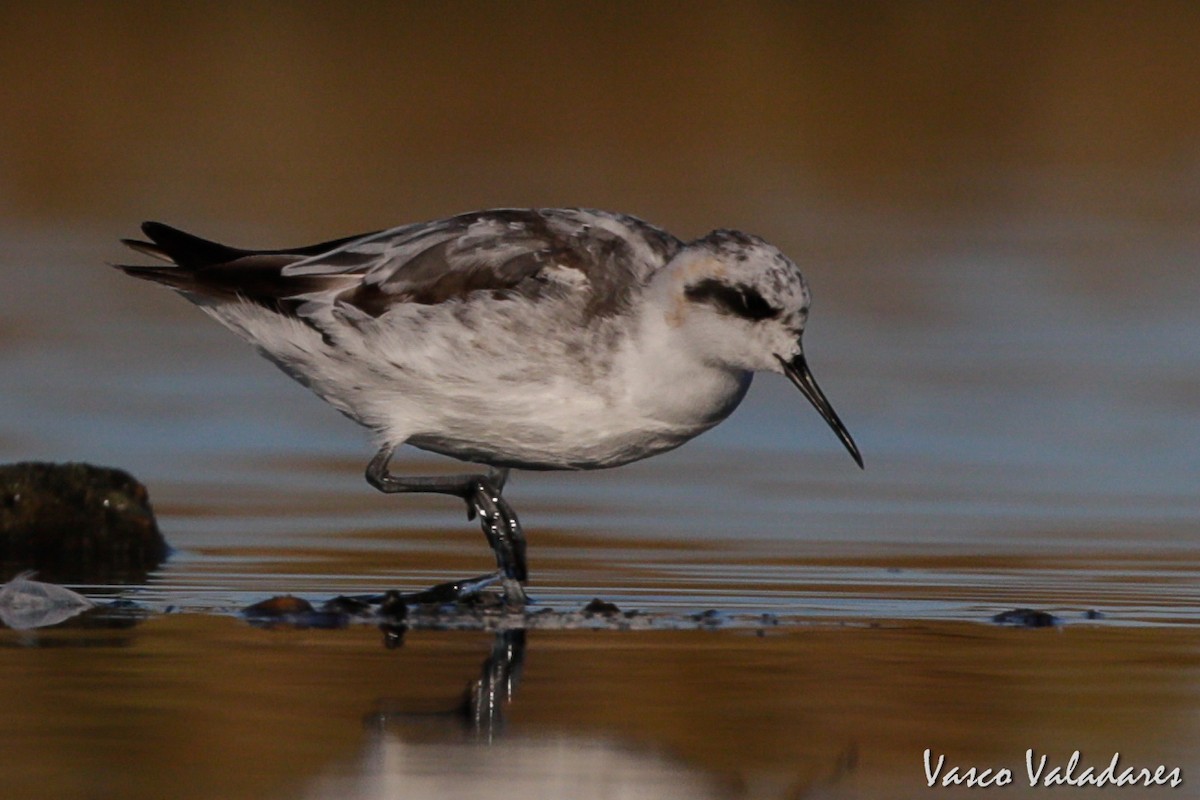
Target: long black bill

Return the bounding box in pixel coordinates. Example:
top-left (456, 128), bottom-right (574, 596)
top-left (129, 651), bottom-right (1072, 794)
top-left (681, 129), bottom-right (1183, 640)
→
top-left (777, 353), bottom-right (864, 469)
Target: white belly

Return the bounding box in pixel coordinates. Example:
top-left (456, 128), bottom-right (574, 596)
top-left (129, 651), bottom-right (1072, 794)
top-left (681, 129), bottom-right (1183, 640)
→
top-left (205, 295), bottom-right (753, 471)
top-left (404, 368), bottom-right (752, 470)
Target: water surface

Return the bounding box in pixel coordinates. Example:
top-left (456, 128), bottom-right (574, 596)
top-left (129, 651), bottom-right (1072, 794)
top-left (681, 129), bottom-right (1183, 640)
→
top-left (2, 5), bottom-right (1200, 796)
top-left (2, 206), bottom-right (1197, 797)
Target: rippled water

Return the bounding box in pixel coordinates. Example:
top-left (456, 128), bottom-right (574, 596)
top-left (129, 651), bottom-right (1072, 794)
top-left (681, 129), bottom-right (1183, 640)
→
top-left (2, 204), bottom-right (1198, 797)
top-left (5, 213), bottom-right (1197, 623)
top-left (3, 5), bottom-right (1200, 794)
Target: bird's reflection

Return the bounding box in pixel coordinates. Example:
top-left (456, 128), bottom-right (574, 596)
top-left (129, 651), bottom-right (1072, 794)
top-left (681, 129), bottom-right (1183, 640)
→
top-left (369, 624), bottom-right (526, 743)
top-left (463, 628), bottom-right (526, 742)
top-left (307, 626), bottom-right (722, 800)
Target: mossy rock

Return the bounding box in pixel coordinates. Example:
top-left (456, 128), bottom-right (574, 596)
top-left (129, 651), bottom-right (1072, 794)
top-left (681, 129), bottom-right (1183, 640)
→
top-left (0, 462), bottom-right (167, 582)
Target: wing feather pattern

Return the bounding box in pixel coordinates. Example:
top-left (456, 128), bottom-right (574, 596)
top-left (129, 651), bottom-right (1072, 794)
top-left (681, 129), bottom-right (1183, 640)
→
top-left (118, 208), bottom-right (682, 320)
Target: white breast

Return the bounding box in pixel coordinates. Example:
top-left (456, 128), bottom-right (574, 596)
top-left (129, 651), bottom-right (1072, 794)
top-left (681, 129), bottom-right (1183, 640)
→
top-left (201, 281), bottom-right (753, 471)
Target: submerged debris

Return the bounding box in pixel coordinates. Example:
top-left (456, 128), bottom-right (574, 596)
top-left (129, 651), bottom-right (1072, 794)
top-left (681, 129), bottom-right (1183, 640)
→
top-left (243, 595), bottom-right (315, 617)
top-left (991, 608), bottom-right (1059, 628)
top-left (582, 598), bottom-right (621, 616)
top-left (322, 594), bottom-right (375, 616)
top-left (375, 590), bottom-right (412, 621)
top-left (241, 594), bottom-right (351, 629)
top-left (0, 571), bottom-right (94, 630)
top-left (233, 587), bottom-right (812, 633)
top-left (0, 462), bottom-right (166, 581)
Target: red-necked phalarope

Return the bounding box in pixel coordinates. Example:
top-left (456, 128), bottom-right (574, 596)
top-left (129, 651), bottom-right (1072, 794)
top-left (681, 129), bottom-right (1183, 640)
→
top-left (118, 208), bottom-right (862, 605)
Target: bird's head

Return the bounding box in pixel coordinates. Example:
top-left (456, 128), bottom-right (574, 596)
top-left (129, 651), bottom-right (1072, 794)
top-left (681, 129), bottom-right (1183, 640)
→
top-left (659, 229), bottom-right (863, 468)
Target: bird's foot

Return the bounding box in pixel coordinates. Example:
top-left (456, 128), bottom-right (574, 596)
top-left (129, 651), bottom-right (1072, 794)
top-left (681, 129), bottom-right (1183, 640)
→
top-left (498, 575), bottom-right (529, 607)
top-left (370, 570), bottom-right (527, 609)
top-left (444, 570), bottom-right (527, 608)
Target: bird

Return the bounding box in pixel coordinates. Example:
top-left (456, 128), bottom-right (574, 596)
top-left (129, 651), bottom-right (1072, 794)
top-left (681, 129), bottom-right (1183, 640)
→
top-left (117, 207), bottom-right (862, 605)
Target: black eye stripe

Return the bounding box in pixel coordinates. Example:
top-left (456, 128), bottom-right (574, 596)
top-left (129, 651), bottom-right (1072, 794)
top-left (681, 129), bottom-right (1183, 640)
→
top-left (684, 279), bottom-right (780, 321)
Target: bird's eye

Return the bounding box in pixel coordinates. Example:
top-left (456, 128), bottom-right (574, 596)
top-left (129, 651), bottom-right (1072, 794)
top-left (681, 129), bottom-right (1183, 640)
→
top-left (684, 279), bottom-right (779, 321)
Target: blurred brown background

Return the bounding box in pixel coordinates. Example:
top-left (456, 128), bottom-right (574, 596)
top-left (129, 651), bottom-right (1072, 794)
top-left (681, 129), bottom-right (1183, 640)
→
top-left (3, 9), bottom-right (1200, 798)
top-left (3, 1), bottom-right (1200, 247)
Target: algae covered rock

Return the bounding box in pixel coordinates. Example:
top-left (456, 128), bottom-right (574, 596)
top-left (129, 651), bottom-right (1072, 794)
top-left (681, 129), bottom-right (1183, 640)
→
top-left (0, 462), bottom-right (166, 581)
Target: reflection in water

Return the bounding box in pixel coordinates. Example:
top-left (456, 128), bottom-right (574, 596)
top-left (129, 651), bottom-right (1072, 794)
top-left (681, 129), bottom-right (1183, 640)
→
top-left (303, 731), bottom-right (724, 800)
top-left (462, 629), bottom-right (526, 742)
top-left (1, 614), bottom-right (1198, 799)
top-left (373, 628), bottom-right (526, 744)
top-left (311, 628), bottom-right (730, 800)
top-left (326, 625), bottom-right (862, 799)
top-left (0, 572), bottom-right (93, 630)
top-left (310, 628), bottom-right (726, 800)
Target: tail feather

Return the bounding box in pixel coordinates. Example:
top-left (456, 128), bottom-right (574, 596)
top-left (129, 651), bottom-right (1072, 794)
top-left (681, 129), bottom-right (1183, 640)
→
top-left (114, 221), bottom-right (251, 289)
top-left (136, 221), bottom-right (251, 269)
top-left (116, 263), bottom-right (202, 291)
top-left (119, 237), bottom-right (173, 263)
top-left (115, 221), bottom-right (360, 312)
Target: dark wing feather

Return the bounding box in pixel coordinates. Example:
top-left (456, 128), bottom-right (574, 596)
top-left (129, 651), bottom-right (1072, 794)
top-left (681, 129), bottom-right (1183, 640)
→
top-left (116, 209), bottom-right (682, 319)
top-left (134, 221), bottom-right (252, 268)
top-left (115, 222), bottom-right (380, 312)
top-left (307, 208), bottom-right (682, 318)
top-left (129, 221), bottom-right (374, 267)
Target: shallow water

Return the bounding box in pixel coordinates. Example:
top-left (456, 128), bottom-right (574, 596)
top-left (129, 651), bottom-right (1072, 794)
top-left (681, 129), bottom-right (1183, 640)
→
top-left (3, 5), bottom-right (1200, 796)
top-left (3, 617), bottom-right (1199, 800)
top-left (5, 217), bottom-right (1197, 625)
top-left (2, 210), bottom-right (1198, 797)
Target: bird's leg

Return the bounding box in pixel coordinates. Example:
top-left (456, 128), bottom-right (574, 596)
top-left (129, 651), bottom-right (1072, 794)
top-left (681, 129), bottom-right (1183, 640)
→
top-left (463, 466), bottom-right (510, 519)
top-left (366, 446), bottom-right (528, 605)
top-left (488, 466), bottom-right (510, 492)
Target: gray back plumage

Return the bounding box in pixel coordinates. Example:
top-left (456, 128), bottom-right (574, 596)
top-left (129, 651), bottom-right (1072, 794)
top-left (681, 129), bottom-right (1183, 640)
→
top-left (120, 208), bottom-right (682, 321)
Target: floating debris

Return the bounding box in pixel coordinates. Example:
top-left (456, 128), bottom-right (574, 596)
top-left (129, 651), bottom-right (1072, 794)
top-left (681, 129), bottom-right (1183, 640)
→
top-left (242, 595), bottom-right (348, 629)
top-left (322, 595), bottom-right (374, 616)
top-left (374, 591), bottom-right (412, 621)
top-left (582, 598), bottom-right (621, 616)
top-left (231, 588), bottom-right (821, 633)
top-left (243, 595), bottom-right (315, 617)
top-left (991, 608), bottom-right (1059, 628)
top-left (0, 571), bottom-right (94, 630)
